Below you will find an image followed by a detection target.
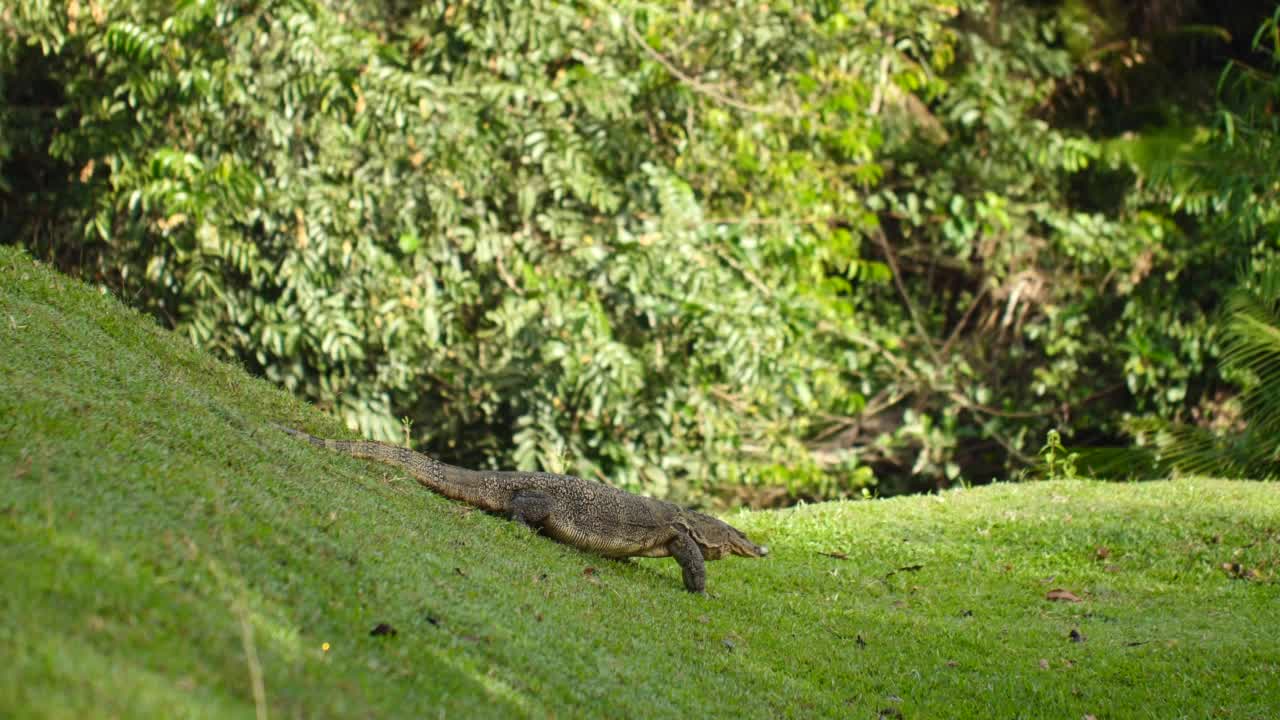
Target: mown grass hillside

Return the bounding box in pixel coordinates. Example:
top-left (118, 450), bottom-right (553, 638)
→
top-left (2, 243), bottom-right (1278, 718)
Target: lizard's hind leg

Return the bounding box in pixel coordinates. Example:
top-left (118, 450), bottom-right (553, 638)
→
top-left (509, 491), bottom-right (554, 529)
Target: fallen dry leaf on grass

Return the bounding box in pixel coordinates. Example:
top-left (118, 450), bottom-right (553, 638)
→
top-left (1221, 562), bottom-right (1266, 581)
top-left (1046, 589), bottom-right (1083, 602)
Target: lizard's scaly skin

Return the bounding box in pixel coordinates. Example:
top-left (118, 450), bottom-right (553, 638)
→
top-left (274, 425), bottom-right (767, 592)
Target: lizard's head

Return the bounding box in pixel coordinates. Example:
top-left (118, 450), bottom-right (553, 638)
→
top-left (684, 512), bottom-right (769, 560)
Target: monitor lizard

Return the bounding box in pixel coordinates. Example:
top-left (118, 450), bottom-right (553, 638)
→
top-left (273, 425), bottom-right (768, 593)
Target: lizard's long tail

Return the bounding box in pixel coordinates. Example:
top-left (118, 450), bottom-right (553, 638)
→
top-left (271, 424), bottom-right (505, 512)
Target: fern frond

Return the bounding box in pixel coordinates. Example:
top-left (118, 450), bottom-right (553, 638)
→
top-left (1111, 260), bottom-right (1280, 480)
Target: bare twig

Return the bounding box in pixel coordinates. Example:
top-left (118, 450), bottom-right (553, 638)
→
top-left (868, 52), bottom-right (893, 115)
top-left (978, 419), bottom-right (1036, 465)
top-left (696, 215), bottom-right (828, 228)
top-left (494, 252), bottom-right (523, 295)
top-left (810, 387), bottom-right (906, 445)
top-left (862, 386), bottom-right (907, 418)
top-left (1060, 382), bottom-right (1127, 424)
top-left (615, 8), bottom-right (795, 117)
top-left (708, 385), bottom-right (751, 412)
top-left (873, 229), bottom-right (943, 368)
top-left (939, 285), bottom-right (990, 358)
top-left (948, 391), bottom-right (1053, 420)
top-left (712, 244), bottom-right (771, 296)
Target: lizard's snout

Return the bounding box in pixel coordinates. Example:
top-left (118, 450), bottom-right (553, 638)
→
top-left (732, 537), bottom-right (768, 558)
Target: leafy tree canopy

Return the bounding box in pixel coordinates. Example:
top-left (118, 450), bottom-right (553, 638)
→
top-left (4, 0), bottom-right (1278, 501)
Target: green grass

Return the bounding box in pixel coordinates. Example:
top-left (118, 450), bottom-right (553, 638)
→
top-left (1, 242), bottom-right (1278, 719)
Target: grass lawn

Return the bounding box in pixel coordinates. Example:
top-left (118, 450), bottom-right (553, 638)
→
top-left (2, 243), bottom-right (1278, 719)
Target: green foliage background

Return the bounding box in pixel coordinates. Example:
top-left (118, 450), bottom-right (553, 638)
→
top-left (4, 0), bottom-right (1278, 501)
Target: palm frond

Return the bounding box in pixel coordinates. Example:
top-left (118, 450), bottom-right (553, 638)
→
top-left (1219, 260), bottom-right (1280, 474)
top-left (1087, 259), bottom-right (1280, 481)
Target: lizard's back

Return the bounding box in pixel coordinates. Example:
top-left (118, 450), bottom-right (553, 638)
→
top-left (273, 424), bottom-right (767, 592)
top-left (275, 425), bottom-right (680, 556)
top-left (490, 470), bottom-right (679, 557)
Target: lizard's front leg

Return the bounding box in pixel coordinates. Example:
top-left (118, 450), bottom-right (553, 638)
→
top-left (667, 532), bottom-right (706, 593)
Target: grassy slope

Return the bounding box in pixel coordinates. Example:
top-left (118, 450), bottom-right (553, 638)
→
top-left (1, 243), bottom-right (1278, 719)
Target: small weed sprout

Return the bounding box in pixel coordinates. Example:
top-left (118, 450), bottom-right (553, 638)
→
top-left (1039, 430), bottom-right (1080, 481)
top-left (400, 416), bottom-right (414, 448)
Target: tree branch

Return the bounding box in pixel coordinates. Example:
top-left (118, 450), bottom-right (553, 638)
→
top-left (615, 8), bottom-right (796, 117)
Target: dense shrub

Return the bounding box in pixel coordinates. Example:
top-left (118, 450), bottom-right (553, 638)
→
top-left (4, 0), bottom-right (1277, 500)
